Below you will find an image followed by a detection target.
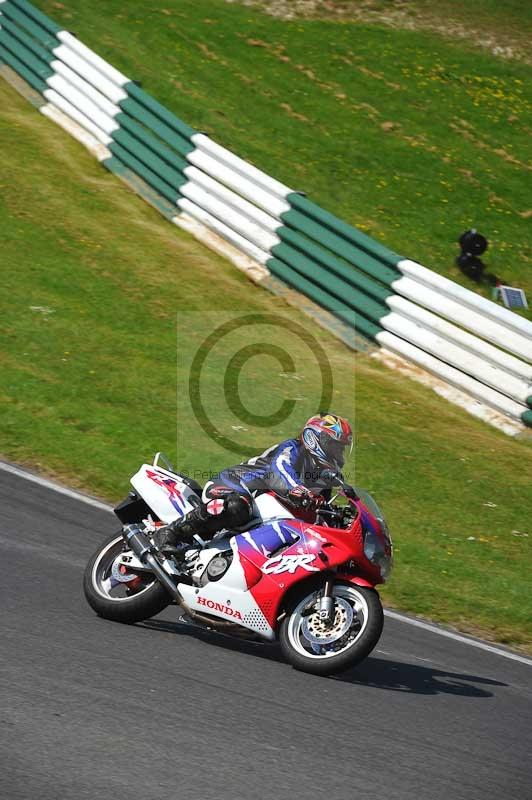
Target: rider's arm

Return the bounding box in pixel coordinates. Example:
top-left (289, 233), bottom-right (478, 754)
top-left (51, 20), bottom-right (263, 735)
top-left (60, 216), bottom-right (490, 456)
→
top-left (268, 439), bottom-right (301, 496)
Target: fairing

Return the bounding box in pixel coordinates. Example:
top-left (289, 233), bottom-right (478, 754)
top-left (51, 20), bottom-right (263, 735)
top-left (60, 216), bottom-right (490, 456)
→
top-left (130, 464), bottom-right (199, 523)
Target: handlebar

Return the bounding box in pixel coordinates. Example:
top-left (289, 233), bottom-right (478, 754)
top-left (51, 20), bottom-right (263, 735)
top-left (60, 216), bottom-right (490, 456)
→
top-left (315, 501), bottom-right (358, 529)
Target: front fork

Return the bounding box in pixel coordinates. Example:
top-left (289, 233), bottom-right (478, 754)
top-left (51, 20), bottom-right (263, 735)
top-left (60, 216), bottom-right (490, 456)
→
top-left (318, 576), bottom-right (335, 624)
top-left (299, 576), bottom-right (336, 624)
top-left (318, 573), bottom-right (375, 625)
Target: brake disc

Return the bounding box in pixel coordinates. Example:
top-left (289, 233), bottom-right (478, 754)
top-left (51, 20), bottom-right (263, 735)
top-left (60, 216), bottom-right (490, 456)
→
top-left (301, 597), bottom-right (354, 646)
top-left (111, 556), bottom-right (138, 583)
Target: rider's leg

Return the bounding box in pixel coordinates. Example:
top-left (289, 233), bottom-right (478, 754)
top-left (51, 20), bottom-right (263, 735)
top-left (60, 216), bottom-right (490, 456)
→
top-left (161, 479), bottom-right (253, 548)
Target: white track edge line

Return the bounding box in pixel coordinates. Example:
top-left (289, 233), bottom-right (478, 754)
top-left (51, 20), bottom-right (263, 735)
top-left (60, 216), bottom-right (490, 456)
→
top-left (0, 460), bottom-right (113, 514)
top-left (383, 610), bottom-right (532, 667)
top-left (2, 460), bottom-right (531, 667)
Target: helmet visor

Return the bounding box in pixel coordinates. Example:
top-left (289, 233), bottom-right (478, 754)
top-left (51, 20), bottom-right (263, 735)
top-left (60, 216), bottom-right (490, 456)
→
top-left (320, 434), bottom-right (353, 469)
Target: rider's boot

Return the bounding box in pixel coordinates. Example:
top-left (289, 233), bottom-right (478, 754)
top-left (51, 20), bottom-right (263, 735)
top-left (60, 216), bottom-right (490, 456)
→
top-left (157, 504), bottom-right (224, 553)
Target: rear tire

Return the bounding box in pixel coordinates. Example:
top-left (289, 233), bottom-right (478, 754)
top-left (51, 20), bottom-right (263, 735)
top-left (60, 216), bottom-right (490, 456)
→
top-left (280, 583), bottom-right (383, 676)
top-left (83, 532), bottom-right (170, 624)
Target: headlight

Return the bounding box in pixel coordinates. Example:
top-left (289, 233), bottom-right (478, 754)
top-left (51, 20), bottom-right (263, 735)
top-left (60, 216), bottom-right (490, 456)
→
top-left (363, 530), bottom-right (393, 581)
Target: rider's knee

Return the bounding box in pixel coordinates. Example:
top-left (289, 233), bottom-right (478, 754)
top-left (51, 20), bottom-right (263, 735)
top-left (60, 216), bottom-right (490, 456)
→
top-left (225, 492), bottom-right (252, 526)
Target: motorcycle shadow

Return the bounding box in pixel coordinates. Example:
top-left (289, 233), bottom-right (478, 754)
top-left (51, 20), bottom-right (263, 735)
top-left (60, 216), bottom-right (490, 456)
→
top-left (337, 657), bottom-right (507, 697)
top-left (137, 618), bottom-right (506, 696)
top-left (137, 616), bottom-right (287, 664)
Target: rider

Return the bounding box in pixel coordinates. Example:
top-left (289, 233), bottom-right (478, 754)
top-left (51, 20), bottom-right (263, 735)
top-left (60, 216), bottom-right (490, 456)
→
top-left (159, 413), bottom-right (356, 551)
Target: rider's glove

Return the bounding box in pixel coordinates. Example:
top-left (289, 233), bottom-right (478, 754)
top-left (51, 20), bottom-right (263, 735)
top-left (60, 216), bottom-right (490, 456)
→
top-left (343, 484), bottom-right (358, 501)
top-left (287, 485), bottom-right (325, 510)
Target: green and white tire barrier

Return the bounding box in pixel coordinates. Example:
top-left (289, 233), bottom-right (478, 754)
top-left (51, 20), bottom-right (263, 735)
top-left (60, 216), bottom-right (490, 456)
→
top-left (1, 0), bottom-right (531, 430)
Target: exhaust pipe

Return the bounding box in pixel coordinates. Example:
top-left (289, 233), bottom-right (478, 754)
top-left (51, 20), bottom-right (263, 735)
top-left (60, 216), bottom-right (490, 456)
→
top-left (123, 526), bottom-right (259, 637)
top-left (123, 524), bottom-right (181, 600)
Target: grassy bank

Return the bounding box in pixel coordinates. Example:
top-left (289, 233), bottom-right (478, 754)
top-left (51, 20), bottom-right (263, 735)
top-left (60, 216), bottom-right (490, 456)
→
top-left (1, 79), bottom-right (531, 651)
top-left (31, 0), bottom-right (532, 310)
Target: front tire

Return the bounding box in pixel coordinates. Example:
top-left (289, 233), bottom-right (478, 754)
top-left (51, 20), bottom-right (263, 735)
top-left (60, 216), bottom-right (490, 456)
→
top-left (83, 532), bottom-right (170, 624)
top-left (280, 583), bottom-right (383, 676)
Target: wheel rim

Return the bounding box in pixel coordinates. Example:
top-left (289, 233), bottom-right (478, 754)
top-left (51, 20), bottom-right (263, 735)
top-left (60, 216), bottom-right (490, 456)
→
top-left (91, 535), bottom-right (158, 602)
top-left (287, 585), bottom-right (370, 660)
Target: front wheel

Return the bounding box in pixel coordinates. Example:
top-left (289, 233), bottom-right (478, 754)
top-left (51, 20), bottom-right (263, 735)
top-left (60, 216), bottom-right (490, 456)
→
top-left (280, 583), bottom-right (383, 676)
top-left (83, 532), bottom-right (170, 624)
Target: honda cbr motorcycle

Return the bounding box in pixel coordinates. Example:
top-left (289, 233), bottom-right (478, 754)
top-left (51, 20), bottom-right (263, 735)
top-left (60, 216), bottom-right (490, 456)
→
top-left (83, 454), bottom-right (393, 676)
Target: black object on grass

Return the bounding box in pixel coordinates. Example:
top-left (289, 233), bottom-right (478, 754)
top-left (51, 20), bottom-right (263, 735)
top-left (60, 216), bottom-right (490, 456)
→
top-left (456, 229), bottom-right (488, 281)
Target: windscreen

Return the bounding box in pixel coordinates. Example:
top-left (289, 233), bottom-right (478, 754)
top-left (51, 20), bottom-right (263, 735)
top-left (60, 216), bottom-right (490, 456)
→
top-left (354, 487), bottom-right (391, 541)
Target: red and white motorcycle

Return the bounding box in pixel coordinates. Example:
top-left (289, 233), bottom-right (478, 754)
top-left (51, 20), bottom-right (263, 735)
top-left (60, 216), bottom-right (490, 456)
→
top-left (83, 454), bottom-right (393, 675)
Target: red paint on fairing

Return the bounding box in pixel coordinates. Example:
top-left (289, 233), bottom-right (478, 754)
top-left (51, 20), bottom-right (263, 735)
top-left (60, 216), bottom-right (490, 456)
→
top-left (232, 498), bottom-right (390, 631)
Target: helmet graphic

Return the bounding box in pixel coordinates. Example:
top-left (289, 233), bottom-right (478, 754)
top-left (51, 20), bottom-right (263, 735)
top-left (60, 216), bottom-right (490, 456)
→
top-left (301, 413), bottom-right (353, 472)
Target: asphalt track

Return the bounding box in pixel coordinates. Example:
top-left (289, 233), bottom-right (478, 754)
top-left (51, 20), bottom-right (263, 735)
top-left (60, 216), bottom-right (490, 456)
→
top-left (1, 469), bottom-right (531, 800)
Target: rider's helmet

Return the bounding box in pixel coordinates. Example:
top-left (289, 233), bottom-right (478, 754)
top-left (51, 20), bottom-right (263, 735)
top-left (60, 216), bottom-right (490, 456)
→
top-left (301, 413), bottom-right (353, 472)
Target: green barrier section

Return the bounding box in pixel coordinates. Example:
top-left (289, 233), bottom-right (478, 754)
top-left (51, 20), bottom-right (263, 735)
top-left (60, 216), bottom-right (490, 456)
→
top-left (103, 155), bottom-right (180, 221)
top-left (0, 14), bottom-right (54, 64)
top-left (287, 192), bottom-right (403, 269)
top-left (112, 102), bottom-right (194, 209)
top-left (273, 246), bottom-right (386, 323)
top-left (124, 81), bottom-right (196, 142)
top-left (281, 206), bottom-right (399, 287)
top-left (270, 243), bottom-right (388, 323)
top-left (112, 128), bottom-right (187, 193)
top-left (118, 99), bottom-right (194, 158)
top-left (274, 226), bottom-right (392, 304)
top-left (107, 141), bottom-right (180, 205)
top-left (0, 59), bottom-right (46, 107)
top-left (10, 0), bottom-right (61, 35)
top-left (0, 42), bottom-right (48, 93)
top-left (0, 1), bottom-right (59, 49)
top-left (114, 115), bottom-right (188, 176)
top-left (0, 27), bottom-right (54, 84)
top-left (267, 257), bottom-right (380, 340)
top-left (521, 410), bottom-right (532, 427)
top-left (271, 209), bottom-right (394, 340)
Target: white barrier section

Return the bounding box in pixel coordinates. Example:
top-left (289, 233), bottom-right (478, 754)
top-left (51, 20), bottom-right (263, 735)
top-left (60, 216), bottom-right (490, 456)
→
top-left (385, 295), bottom-right (532, 382)
top-left (179, 134), bottom-right (291, 276)
top-left (179, 180), bottom-right (281, 253)
top-left (398, 259), bottom-right (532, 339)
top-left (42, 88), bottom-right (114, 145)
top-left (392, 276), bottom-right (532, 364)
top-left (51, 44), bottom-right (127, 105)
top-left (182, 165), bottom-right (282, 232)
top-left (381, 312), bottom-right (531, 405)
top-left (8, 29), bottom-right (128, 155)
top-left (175, 199), bottom-right (273, 265)
top-left (191, 133), bottom-right (293, 201)
top-left (373, 348), bottom-right (525, 436)
top-left (56, 31), bottom-right (130, 88)
top-left (186, 148), bottom-right (290, 219)
top-left (376, 331), bottom-right (529, 420)
top-left (51, 60), bottom-right (121, 118)
top-left (45, 75), bottom-right (119, 135)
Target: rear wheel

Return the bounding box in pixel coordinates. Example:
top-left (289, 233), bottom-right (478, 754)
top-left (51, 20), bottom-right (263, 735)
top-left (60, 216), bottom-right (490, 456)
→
top-left (83, 532), bottom-right (170, 624)
top-left (280, 583), bottom-right (383, 676)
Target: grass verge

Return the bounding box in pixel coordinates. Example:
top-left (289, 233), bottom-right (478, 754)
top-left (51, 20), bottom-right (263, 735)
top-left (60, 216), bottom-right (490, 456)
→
top-left (32, 0), bottom-right (532, 310)
top-left (1, 79), bottom-right (531, 651)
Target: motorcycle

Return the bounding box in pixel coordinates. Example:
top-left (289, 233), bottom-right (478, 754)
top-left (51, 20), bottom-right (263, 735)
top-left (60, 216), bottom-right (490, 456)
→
top-left (83, 453), bottom-right (393, 676)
